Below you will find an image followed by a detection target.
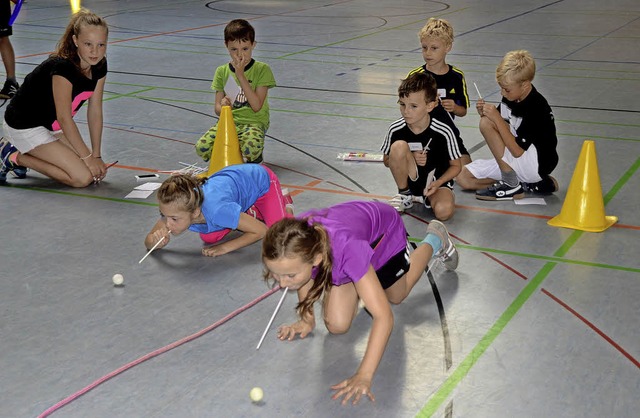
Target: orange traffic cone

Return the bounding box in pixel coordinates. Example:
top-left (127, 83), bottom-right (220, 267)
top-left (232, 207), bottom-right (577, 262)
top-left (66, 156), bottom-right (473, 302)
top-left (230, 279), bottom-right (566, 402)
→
top-left (548, 140), bottom-right (617, 232)
top-left (203, 105), bottom-right (244, 177)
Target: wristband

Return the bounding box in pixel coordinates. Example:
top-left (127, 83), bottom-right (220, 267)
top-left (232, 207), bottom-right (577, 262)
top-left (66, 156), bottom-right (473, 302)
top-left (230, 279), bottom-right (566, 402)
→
top-left (80, 153), bottom-right (92, 160)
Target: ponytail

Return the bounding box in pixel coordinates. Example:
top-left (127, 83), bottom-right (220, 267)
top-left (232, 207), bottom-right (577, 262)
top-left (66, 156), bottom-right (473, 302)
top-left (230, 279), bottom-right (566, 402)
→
top-left (262, 218), bottom-right (333, 320)
top-left (157, 174), bottom-right (206, 212)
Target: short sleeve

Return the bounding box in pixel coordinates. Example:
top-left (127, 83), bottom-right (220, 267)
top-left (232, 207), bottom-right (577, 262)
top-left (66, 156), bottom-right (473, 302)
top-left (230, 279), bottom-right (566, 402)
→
top-left (207, 201), bottom-right (241, 230)
top-left (337, 238), bottom-right (374, 284)
top-left (212, 65), bottom-right (228, 92)
top-left (255, 64), bottom-right (276, 88)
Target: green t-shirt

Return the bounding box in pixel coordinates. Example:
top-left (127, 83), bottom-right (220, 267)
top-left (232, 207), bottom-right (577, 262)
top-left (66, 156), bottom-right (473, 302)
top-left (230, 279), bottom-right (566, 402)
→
top-left (212, 59), bottom-right (276, 130)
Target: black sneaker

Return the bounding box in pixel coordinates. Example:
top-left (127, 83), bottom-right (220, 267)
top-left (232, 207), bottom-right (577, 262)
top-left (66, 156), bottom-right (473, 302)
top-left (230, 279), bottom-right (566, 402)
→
top-left (476, 181), bottom-right (524, 201)
top-left (0, 79), bottom-right (19, 99)
top-left (522, 176), bottom-right (558, 195)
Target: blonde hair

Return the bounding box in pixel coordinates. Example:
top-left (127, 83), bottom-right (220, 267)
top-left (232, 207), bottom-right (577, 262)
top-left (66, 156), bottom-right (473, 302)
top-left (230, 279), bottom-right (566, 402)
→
top-left (496, 50), bottom-right (536, 84)
top-left (418, 18), bottom-right (454, 46)
top-left (157, 174), bottom-right (206, 213)
top-left (53, 8), bottom-right (108, 70)
top-left (262, 218), bottom-right (333, 321)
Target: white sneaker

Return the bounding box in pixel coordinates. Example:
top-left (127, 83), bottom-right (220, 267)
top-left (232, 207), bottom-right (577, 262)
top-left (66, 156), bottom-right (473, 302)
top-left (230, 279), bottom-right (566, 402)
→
top-left (425, 220), bottom-right (459, 271)
top-left (388, 193), bottom-right (413, 212)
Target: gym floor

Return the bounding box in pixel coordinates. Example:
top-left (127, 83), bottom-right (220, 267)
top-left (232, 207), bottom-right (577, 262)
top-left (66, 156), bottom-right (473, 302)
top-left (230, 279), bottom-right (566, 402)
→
top-left (1, 1), bottom-right (638, 417)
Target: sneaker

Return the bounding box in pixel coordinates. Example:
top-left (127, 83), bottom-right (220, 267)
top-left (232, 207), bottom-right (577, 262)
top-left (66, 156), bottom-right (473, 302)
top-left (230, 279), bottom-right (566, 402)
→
top-left (281, 188), bottom-right (294, 214)
top-left (8, 166), bottom-right (27, 179)
top-left (522, 175), bottom-right (558, 195)
top-left (476, 181), bottom-right (524, 201)
top-left (388, 193), bottom-right (413, 212)
top-left (0, 138), bottom-right (27, 180)
top-left (425, 220), bottom-right (459, 271)
top-left (247, 205), bottom-right (264, 221)
top-left (0, 79), bottom-right (19, 99)
top-left (423, 196), bottom-right (432, 210)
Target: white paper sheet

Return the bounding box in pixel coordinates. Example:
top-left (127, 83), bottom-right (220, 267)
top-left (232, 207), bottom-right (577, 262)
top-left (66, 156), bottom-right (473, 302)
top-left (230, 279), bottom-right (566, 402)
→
top-left (425, 168), bottom-right (436, 191)
top-left (224, 76), bottom-right (241, 102)
top-left (514, 198), bottom-right (547, 205)
top-left (125, 189), bottom-right (155, 199)
top-left (134, 182), bottom-right (162, 191)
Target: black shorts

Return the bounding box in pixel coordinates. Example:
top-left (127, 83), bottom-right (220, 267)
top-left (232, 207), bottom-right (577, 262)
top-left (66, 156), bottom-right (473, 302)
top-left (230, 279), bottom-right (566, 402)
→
top-left (375, 242), bottom-right (411, 290)
top-left (0, 0), bottom-right (12, 37)
top-left (407, 166), bottom-right (454, 197)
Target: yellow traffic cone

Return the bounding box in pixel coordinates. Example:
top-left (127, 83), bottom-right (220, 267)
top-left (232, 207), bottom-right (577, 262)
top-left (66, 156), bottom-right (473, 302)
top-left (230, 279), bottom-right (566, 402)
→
top-left (548, 140), bottom-right (617, 232)
top-left (203, 105), bottom-right (244, 177)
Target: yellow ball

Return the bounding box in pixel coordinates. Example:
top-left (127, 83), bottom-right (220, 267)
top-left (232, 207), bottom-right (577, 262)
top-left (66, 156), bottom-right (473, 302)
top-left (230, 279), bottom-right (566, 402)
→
top-left (112, 273), bottom-right (124, 286)
top-left (249, 387), bottom-right (263, 403)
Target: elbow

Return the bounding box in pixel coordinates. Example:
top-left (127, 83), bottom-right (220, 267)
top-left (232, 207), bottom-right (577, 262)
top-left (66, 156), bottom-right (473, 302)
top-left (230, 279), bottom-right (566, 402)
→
top-left (250, 100), bottom-right (265, 113)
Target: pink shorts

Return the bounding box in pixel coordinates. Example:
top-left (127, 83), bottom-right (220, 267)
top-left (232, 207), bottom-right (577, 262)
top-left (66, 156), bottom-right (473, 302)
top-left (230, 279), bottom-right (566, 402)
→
top-left (200, 166), bottom-right (291, 244)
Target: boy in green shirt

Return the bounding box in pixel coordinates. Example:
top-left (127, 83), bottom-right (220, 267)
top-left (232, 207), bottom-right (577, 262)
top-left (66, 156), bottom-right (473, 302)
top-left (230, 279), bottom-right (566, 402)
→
top-left (195, 19), bottom-right (276, 164)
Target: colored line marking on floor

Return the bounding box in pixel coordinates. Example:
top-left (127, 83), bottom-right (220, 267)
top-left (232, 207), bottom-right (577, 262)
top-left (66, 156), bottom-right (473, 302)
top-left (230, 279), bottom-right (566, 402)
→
top-left (4, 184), bottom-right (158, 206)
top-left (541, 288), bottom-right (639, 368)
top-left (407, 238), bottom-right (638, 274)
top-left (416, 156), bottom-right (638, 417)
top-left (417, 262), bottom-right (558, 418)
top-left (278, 7), bottom-right (468, 58)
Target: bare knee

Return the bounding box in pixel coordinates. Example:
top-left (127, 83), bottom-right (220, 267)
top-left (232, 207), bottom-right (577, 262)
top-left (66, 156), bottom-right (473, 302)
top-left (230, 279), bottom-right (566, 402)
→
top-left (68, 173), bottom-right (94, 188)
top-left (324, 316), bottom-right (352, 335)
top-left (433, 200), bottom-right (454, 221)
top-left (389, 140), bottom-right (410, 158)
top-left (387, 294), bottom-right (406, 305)
top-left (479, 115), bottom-right (497, 135)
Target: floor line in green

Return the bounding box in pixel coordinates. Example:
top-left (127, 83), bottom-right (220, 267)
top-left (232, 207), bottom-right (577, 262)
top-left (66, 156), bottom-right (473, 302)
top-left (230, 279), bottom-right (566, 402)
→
top-left (6, 184), bottom-right (158, 207)
top-left (407, 238), bottom-right (639, 274)
top-left (415, 154), bottom-right (636, 416)
top-left (277, 7), bottom-right (468, 58)
top-left (417, 263), bottom-right (557, 417)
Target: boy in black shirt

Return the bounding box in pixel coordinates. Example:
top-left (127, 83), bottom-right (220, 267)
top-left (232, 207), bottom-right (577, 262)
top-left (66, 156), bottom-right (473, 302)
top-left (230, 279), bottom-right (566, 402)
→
top-left (457, 50), bottom-right (559, 200)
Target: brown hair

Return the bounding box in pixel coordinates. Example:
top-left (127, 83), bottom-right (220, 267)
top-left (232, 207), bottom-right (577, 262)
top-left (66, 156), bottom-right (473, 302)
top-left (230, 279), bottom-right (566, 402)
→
top-left (157, 174), bottom-right (207, 213)
top-left (398, 71), bottom-right (438, 103)
top-left (262, 218), bottom-right (333, 321)
top-left (53, 8), bottom-right (108, 70)
top-left (224, 19), bottom-right (255, 44)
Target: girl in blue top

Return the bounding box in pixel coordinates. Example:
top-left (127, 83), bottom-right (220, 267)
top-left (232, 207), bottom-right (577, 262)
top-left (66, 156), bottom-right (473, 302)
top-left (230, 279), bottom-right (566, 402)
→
top-left (145, 164), bottom-right (292, 257)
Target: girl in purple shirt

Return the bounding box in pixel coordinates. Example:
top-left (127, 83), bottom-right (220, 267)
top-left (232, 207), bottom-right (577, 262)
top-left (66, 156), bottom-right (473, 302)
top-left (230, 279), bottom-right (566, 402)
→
top-left (262, 200), bottom-right (459, 405)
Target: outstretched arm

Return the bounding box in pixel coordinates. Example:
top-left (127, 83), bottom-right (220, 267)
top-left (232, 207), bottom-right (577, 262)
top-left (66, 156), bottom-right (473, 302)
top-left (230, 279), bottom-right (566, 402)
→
top-left (52, 75), bottom-right (103, 177)
top-left (86, 76), bottom-right (107, 177)
top-left (331, 265), bottom-right (393, 405)
top-left (202, 212), bottom-right (267, 256)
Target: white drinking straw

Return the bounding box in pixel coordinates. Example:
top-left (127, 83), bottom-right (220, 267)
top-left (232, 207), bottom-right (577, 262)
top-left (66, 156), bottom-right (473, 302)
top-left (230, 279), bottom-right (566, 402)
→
top-left (473, 82), bottom-right (483, 99)
top-left (138, 231), bottom-right (171, 264)
top-left (256, 287), bottom-right (289, 350)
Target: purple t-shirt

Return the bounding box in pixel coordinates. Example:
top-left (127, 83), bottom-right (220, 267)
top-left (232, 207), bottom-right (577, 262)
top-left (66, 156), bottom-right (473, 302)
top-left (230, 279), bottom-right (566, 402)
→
top-left (300, 201), bottom-right (407, 286)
